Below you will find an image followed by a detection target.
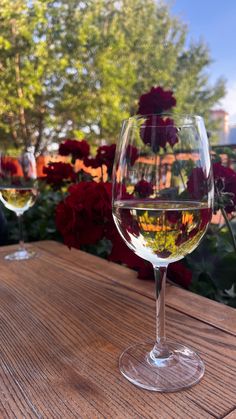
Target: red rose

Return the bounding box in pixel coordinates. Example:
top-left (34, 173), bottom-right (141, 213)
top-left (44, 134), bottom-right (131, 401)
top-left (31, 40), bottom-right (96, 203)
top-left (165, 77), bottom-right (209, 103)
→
top-left (107, 223), bottom-right (148, 270)
top-left (134, 179), bottom-right (154, 198)
top-left (199, 207), bottom-right (212, 229)
top-left (55, 200), bottom-right (79, 249)
top-left (84, 144), bottom-right (138, 178)
top-left (166, 210), bottom-right (181, 224)
top-left (137, 86), bottom-right (176, 115)
top-left (84, 144), bottom-right (117, 175)
top-left (213, 162), bottom-right (236, 213)
top-left (213, 162), bottom-right (235, 179)
top-left (187, 167), bottom-right (208, 200)
top-left (167, 261), bottom-right (192, 289)
top-left (83, 156), bottom-right (101, 169)
top-left (95, 144), bottom-right (116, 176)
top-left (59, 139), bottom-right (90, 161)
top-left (140, 116), bottom-right (178, 152)
top-left (137, 261), bottom-right (155, 280)
top-left (43, 162), bottom-right (75, 187)
top-left (0, 158), bottom-right (17, 176)
top-left (56, 181), bottom-right (113, 248)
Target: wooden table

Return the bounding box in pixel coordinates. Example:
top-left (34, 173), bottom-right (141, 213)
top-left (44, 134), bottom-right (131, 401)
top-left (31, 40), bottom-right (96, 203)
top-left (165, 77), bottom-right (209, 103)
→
top-left (1, 241), bottom-right (236, 419)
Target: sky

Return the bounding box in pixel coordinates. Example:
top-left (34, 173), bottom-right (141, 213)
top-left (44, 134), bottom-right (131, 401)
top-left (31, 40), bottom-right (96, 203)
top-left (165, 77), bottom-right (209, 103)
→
top-left (167, 0), bottom-right (236, 124)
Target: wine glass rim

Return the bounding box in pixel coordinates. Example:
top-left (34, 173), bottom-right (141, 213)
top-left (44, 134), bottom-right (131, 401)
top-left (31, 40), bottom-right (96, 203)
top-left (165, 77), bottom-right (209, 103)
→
top-left (124, 113), bottom-right (203, 127)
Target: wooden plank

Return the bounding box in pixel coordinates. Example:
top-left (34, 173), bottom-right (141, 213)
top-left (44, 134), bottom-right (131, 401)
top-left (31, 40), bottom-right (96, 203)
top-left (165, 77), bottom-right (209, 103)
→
top-left (31, 240), bottom-right (236, 336)
top-left (165, 285), bottom-right (236, 336)
top-left (224, 411), bottom-right (236, 419)
top-left (0, 246), bottom-right (236, 418)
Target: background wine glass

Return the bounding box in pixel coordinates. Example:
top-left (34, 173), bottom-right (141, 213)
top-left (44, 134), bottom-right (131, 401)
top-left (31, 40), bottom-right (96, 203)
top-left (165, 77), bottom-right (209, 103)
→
top-left (0, 149), bottom-right (38, 260)
top-left (112, 114), bottom-right (214, 392)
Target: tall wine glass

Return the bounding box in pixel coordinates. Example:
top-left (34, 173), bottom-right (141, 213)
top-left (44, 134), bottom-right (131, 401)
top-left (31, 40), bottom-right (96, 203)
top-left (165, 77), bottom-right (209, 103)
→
top-left (0, 149), bottom-right (38, 260)
top-left (112, 114), bottom-right (214, 392)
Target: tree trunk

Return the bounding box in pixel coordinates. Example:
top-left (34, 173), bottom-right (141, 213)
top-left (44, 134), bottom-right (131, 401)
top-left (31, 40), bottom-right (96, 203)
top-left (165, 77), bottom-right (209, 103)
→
top-left (11, 19), bottom-right (31, 149)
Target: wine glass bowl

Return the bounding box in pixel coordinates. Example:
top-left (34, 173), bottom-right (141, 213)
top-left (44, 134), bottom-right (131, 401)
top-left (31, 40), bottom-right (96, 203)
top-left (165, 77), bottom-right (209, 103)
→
top-left (0, 150), bottom-right (38, 260)
top-left (112, 114), bottom-right (213, 392)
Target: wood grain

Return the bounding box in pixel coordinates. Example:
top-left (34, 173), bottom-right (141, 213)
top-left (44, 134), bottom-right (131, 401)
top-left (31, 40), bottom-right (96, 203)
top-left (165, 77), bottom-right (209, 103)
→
top-left (0, 241), bottom-right (236, 418)
top-left (224, 411), bottom-right (236, 419)
top-left (33, 240), bottom-right (236, 335)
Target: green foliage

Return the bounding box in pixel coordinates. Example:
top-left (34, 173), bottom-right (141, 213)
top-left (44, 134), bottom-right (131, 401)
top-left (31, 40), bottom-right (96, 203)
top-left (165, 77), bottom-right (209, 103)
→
top-left (172, 159), bottom-right (194, 177)
top-left (214, 252), bottom-right (236, 290)
top-left (2, 183), bottom-right (113, 259)
top-left (0, 0), bottom-right (225, 152)
top-left (213, 146), bottom-right (236, 162)
top-left (83, 238), bottom-right (113, 259)
top-left (188, 225), bottom-right (236, 307)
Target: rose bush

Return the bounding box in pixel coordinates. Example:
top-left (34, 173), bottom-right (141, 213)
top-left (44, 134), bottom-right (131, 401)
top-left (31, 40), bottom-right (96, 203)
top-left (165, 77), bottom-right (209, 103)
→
top-left (51, 141), bottom-right (236, 304)
top-left (43, 162), bottom-right (76, 187)
top-left (53, 88), bottom-right (236, 306)
top-left (2, 85), bottom-right (236, 306)
top-left (56, 181), bottom-right (113, 248)
top-left (59, 139), bottom-right (90, 163)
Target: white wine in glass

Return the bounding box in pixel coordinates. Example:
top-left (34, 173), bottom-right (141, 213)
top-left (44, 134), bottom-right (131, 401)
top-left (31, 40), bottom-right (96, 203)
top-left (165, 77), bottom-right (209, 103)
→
top-left (112, 114), bottom-right (213, 392)
top-left (0, 150), bottom-right (38, 260)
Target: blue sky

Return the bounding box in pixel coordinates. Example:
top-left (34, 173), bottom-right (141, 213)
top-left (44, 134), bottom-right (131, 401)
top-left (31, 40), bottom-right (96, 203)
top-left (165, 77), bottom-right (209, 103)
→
top-left (167, 0), bottom-right (236, 123)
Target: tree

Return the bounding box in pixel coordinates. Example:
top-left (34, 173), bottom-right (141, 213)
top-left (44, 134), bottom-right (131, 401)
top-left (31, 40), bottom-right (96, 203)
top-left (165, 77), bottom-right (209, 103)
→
top-left (0, 0), bottom-right (225, 153)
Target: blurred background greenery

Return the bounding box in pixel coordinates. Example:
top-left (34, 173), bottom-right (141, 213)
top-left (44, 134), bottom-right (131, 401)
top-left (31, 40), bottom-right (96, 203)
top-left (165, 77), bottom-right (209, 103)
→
top-left (0, 0), bottom-right (225, 153)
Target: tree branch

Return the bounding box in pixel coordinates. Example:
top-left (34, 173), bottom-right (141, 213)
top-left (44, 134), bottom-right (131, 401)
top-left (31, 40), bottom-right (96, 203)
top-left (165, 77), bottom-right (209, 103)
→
top-left (35, 102), bottom-right (45, 154)
top-left (8, 111), bottom-right (19, 148)
top-left (11, 19), bottom-right (31, 148)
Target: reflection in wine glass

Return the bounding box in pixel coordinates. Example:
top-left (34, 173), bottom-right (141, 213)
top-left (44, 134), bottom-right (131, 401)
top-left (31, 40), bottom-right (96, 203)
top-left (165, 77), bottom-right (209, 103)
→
top-left (0, 150), bottom-right (38, 260)
top-left (112, 114), bottom-right (214, 392)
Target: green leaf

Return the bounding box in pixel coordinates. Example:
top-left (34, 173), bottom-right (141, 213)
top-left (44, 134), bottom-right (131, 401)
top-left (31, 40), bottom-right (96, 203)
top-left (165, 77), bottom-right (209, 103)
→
top-left (190, 272), bottom-right (217, 299)
top-left (213, 252), bottom-right (236, 290)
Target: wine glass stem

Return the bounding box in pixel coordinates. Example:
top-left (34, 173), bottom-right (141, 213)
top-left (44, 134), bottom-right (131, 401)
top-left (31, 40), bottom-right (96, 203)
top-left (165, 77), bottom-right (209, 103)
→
top-left (150, 265), bottom-right (170, 360)
top-left (17, 213), bottom-right (25, 251)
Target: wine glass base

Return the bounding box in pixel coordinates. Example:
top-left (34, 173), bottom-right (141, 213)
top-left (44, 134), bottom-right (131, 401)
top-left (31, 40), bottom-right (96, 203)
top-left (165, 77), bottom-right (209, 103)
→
top-left (5, 249), bottom-right (36, 261)
top-left (119, 340), bottom-right (205, 392)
